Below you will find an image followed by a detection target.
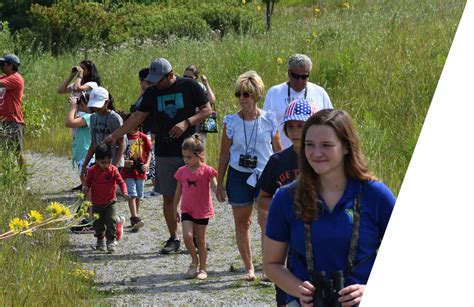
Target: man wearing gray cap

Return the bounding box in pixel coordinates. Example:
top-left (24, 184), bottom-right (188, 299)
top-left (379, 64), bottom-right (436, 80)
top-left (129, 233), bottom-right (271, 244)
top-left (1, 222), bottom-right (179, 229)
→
top-left (0, 54), bottom-right (26, 166)
top-left (105, 58), bottom-right (212, 254)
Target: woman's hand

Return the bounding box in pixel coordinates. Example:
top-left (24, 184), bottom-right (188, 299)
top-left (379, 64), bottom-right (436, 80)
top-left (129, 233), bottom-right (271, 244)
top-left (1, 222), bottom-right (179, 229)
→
top-left (75, 65), bottom-right (84, 77)
top-left (175, 209), bottom-right (181, 223)
top-left (216, 184), bottom-right (226, 202)
top-left (298, 281), bottom-right (315, 307)
top-left (338, 284), bottom-right (366, 306)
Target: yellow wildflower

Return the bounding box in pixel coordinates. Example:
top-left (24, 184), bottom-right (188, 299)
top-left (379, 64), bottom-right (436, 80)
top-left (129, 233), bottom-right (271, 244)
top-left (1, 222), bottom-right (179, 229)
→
top-left (47, 202), bottom-right (70, 217)
top-left (276, 57), bottom-right (283, 65)
top-left (312, 32), bottom-right (317, 38)
top-left (306, 38), bottom-right (311, 44)
top-left (93, 213), bottom-right (100, 221)
top-left (28, 210), bottom-right (43, 224)
top-left (257, 5), bottom-right (261, 11)
top-left (77, 193), bottom-right (85, 200)
top-left (242, 0), bottom-right (246, 5)
top-left (314, 7), bottom-right (321, 14)
top-left (9, 218), bottom-right (29, 233)
top-left (82, 201), bottom-right (92, 209)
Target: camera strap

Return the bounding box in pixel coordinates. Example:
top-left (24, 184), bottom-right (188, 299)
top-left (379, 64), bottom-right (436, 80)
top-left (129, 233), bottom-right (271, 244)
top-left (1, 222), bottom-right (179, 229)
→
top-left (287, 82), bottom-right (307, 104)
top-left (242, 114), bottom-right (259, 156)
top-left (303, 189), bottom-right (362, 276)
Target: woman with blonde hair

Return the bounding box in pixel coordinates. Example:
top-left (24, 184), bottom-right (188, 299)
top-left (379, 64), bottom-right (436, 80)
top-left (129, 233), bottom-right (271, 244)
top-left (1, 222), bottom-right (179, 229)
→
top-left (263, 109), bottom-right (395, 306)
top-left (217, 70), bottom-right (282, 281)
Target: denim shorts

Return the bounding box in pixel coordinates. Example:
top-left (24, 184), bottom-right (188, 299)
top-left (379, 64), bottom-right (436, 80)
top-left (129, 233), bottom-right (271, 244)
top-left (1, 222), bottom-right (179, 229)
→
top-left (125, 178), bottom-right (145, 199)
top-left (226, 167), bottom-right (259, 207)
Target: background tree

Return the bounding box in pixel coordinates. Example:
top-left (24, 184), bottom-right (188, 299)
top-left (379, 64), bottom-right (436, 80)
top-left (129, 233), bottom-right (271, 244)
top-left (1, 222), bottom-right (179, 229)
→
top-left (263, 0), bottom-right (278, 31)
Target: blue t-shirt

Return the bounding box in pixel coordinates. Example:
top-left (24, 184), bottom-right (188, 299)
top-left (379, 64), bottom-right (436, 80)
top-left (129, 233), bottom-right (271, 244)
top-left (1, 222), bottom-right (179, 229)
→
top-left (258, 145), bottom-right (298, 194)
top-left (266, 178), bottom-right (396, 303)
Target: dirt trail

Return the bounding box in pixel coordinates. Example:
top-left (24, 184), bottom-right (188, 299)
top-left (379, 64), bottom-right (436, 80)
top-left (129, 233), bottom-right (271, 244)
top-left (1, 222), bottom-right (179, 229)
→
top-left (26, 152), bottom-right (275, 305)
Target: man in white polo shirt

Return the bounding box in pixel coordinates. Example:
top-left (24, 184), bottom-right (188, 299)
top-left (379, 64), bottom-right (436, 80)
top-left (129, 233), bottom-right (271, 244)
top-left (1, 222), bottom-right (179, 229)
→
top-left (263, 54), bottom-right (333, 149)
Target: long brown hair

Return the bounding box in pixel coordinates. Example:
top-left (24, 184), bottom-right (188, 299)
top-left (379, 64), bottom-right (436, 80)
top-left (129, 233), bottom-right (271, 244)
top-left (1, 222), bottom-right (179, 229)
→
top-left (295, 109), bottom-right (376, 222)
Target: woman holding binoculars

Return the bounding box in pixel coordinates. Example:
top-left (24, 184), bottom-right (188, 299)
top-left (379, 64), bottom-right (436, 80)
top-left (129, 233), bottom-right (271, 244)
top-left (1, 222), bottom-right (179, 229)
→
top-left (263, 109), bottom-right (395, 306)
top-left (216, 70), bottom-right (282, 281)
top-left (57, 59), bottom-right (101, 95)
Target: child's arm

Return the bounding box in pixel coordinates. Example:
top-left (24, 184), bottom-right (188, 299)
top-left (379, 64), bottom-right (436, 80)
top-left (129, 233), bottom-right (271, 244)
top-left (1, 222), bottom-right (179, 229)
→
top-left (81, 139), bottom-right (95, 178)
top-left (115, 169), bottom-right (129, 200)
top-left (142, 149), bottom-right (152, 173)
top-left (210, 175), bottom-right (218, 196)
top-left (82, 167), bottom-right (94, 194)
top-left (113, 136), bottom-right (125, 166)
top-left (173, 182), bottom-right (182, 223)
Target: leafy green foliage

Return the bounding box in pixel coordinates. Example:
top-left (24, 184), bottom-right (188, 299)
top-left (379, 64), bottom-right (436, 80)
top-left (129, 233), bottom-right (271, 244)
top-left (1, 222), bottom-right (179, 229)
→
top-left (24, 1), bottom-right (263, 54)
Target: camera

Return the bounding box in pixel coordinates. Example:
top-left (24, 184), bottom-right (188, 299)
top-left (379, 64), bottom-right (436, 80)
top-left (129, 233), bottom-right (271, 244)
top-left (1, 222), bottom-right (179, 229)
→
top-left (312, 271), bottom-right (345, 307)
top-left (127, 160), bottom-right (145, 174)
top-left (71, 66), bottom-right (78, 74)
top-left (239, 154), bottom-right (257, 169)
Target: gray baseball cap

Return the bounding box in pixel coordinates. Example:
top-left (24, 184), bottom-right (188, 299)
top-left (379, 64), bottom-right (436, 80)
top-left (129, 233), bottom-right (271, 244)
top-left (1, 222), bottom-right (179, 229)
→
top-left (0, 54), bottom-right (20, 65)
top-left (146, 58), bottom-right (172, 83)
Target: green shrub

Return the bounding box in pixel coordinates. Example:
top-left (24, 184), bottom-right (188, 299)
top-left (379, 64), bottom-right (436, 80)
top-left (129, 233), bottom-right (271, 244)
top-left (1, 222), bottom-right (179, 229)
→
top-left (25, 1), bottom-right (264, 54)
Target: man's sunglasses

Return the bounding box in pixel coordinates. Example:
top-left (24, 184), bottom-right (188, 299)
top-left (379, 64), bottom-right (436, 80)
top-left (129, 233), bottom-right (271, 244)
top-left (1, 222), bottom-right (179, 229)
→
top-left (289, 71), bottom-right (310, 80)
top-left (234, 92), bottom-right (252, 98)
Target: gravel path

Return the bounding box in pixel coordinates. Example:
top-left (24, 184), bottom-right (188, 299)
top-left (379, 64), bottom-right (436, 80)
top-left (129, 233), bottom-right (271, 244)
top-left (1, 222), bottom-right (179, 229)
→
top-left (26, 152), bottom-right (275, 305)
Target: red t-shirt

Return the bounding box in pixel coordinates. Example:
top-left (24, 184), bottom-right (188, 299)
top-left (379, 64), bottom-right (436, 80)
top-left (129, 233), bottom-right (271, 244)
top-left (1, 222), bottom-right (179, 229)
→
top-left (0, 72), bottom-right (24, 124)
top-left (121, 131), bottom-right (152, 180)
top-left (85, 164), bottom-right (127, 206)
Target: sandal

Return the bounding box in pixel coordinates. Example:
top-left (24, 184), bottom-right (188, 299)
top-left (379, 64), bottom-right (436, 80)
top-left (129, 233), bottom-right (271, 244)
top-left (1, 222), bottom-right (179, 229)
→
top-left (186, 263), bottom-right (198, 279)
top-left (261, 273), bottom-right (270, 282)
top-left (242, 270), bottom-right (256, 282)
top-left (196, 270), bottom-right (208, 280)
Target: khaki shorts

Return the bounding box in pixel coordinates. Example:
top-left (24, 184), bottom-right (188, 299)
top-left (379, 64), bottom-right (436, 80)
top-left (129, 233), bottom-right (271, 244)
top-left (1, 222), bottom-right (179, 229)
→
top-left (154, 156), bottom-right (184, 196)
top-left (0, 121), bottom-right (24, 151)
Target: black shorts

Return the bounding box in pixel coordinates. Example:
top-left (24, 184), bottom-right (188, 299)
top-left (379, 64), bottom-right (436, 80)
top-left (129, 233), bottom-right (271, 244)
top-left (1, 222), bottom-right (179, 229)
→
top-left (181, 212), bottom-right (209, 225)
top-left (0, 121), bottom-right (24, 151)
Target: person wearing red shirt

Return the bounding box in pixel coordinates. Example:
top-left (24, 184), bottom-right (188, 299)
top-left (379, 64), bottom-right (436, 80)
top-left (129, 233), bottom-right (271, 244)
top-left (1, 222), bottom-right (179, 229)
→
top-left (121, 115), bottom-right (152, 232)
top-left (84, 144), bottom-right (129, 252)
top-left (0, 54), bottom-right (25, 166)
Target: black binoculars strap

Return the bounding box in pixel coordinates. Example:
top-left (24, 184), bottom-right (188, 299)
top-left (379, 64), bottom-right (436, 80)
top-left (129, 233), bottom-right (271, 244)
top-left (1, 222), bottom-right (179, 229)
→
top-left (304, 193), bottom-right (362, 276)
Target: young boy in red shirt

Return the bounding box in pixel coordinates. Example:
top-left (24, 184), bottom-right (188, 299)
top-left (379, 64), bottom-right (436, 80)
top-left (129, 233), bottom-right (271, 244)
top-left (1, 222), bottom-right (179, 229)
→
top-left (121, 113), bottom-right (152, 231)
top-left (84, 144), bottom-right (129, 252)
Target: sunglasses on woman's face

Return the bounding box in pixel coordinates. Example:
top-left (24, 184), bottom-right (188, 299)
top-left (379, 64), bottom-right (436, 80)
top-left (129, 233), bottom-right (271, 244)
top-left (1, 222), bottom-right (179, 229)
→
top-left (234, 92), bottom-right (252, 98)
top-left (289, 71), bottom-right (310, 80)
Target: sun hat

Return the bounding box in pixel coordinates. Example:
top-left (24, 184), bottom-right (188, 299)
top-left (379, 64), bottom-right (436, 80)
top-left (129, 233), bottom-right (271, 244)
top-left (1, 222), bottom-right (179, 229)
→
top-left (0, 54), bottom-right (20, 65)
top-left (146, 58), bottom-right (172, 83)
top-left (87, 86), bottom-right (109, 108)
top-left (283, 98), bottom-right (318, 124)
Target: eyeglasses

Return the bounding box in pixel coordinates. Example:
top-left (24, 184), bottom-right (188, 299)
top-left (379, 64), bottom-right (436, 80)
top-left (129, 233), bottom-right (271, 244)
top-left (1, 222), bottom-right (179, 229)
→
top-left (289, 71), bottom-right (310, 80)
top-left (234, 92), bottom-right (252, 98)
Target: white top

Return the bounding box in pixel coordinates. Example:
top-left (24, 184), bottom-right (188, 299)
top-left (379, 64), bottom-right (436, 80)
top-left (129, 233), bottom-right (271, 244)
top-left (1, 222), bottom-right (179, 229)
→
top-left (263, 81), bottom-right (333, 148)
top-left (224, 109), bottom-right (278, 174)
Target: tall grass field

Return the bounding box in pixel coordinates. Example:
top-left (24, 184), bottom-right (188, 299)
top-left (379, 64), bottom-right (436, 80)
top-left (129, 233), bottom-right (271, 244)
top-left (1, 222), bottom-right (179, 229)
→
top-left (0, 0), bottom-right (466, 304)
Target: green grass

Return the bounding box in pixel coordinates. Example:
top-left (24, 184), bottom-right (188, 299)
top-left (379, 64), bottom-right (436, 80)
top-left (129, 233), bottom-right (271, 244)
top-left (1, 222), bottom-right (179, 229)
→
top-left (17, 0), bottom-right (465, 195)
top-left (0, 151), bottom-right (100, 305)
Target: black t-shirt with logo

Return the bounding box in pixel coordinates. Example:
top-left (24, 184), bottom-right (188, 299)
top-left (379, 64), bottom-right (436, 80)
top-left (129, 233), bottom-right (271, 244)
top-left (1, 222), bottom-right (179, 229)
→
top-left (257, 146), bottom-right (299, 195)
top-left (139, 77), bottom-right (208, 156)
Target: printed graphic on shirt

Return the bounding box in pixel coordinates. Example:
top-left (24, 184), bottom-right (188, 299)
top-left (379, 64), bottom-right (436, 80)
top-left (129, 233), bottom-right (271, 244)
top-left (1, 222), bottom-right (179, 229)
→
top-left (157, 93), bottom-right (184, 118)
top-left (126, 138), bottom-right (144, 160)
top-left (93, 122), bottom-right (112, 136)
top-left (186, 178), bottom-right (198, 188)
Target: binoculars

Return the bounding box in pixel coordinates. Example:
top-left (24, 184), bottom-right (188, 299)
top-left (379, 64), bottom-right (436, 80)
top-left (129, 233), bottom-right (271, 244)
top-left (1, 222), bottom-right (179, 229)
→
top-left (238, 154), bottom-right (257, 169)
top-left (127, 160), bottom-right (145, 174)
top-left (312, 271), bottom-right (345, 307)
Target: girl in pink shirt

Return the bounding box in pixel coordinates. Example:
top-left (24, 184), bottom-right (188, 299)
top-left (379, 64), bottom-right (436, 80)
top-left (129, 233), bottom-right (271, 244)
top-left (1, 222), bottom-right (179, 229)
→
top-left (174, 134), bottom-right (217, 280)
